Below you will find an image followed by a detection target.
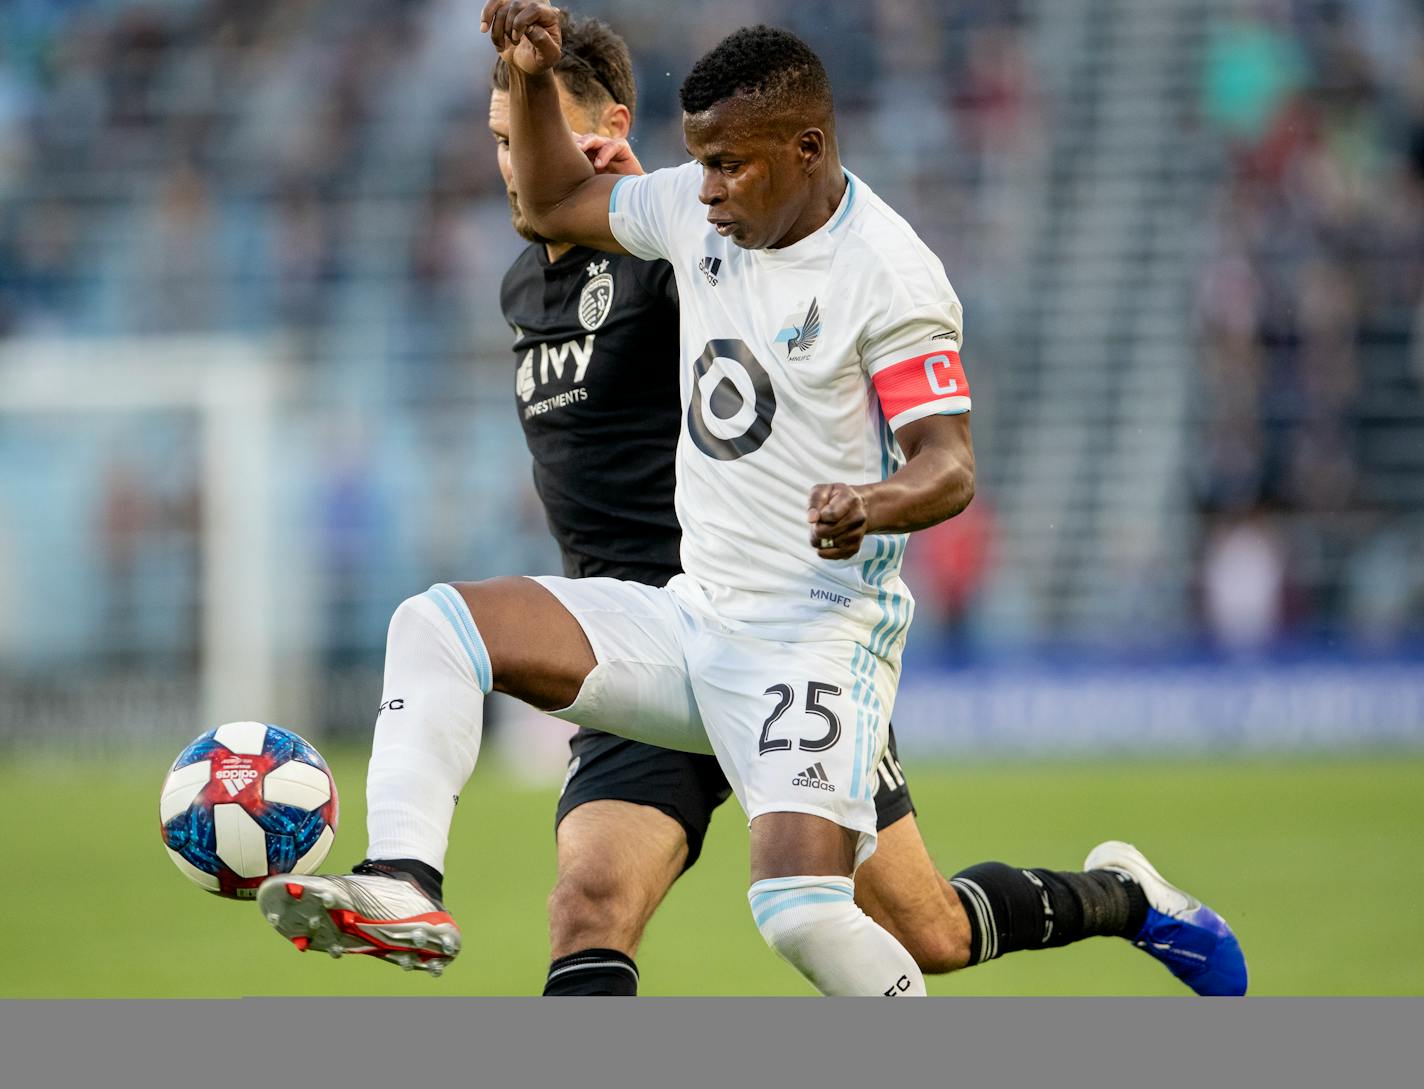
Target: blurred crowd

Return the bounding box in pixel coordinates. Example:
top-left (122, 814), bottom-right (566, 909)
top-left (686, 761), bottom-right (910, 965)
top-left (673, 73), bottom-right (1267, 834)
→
top-left (4, 0), bottom-right (1422, 679)
top-left (1195, 0), bottom-right (1424, 653)
top-left (0, 0), bottom-right (1033, 361)
top-left (0, 0), bottom-right (1033, 674)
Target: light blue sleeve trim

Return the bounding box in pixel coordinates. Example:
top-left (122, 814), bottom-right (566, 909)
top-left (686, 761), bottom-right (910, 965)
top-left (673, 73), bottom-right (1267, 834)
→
top-left (424, 584), bottom-right (492, 693)
top-left (609, 175), bottom-right (632, 214)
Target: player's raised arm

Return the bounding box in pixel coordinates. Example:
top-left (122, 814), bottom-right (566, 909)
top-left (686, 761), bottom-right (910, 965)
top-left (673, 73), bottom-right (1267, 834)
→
top-left (482, 1), bottom-right (628, 254)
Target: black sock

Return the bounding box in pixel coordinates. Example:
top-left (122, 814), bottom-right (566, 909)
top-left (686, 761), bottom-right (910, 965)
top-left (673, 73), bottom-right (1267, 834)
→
top-left (543, 948), bottom-right (640, 996)
top-left (950, 862), bottom-right (1149, 965)
top-left (356, 858), bottom-right (444, 903)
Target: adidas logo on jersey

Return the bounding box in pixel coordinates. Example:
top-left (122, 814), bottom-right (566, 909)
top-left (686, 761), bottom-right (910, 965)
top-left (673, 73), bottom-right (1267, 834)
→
top-left (699, 256), bottom-right (721, 286)
top-left (792, 762), bottom-right (836, 792)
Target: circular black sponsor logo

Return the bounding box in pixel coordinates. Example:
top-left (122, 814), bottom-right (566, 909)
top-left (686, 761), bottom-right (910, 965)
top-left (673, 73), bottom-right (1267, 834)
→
top-left (686, 338), bottom-right (777, 461)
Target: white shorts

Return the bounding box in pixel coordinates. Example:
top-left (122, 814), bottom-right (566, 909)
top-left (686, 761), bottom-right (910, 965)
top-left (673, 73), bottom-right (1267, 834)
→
top-left (530, 574), bottom-right (900, 868)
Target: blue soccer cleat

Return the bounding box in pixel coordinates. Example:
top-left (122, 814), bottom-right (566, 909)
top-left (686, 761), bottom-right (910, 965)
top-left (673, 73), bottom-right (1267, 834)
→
top-left (1084, 840), bottom-right (1247, 996)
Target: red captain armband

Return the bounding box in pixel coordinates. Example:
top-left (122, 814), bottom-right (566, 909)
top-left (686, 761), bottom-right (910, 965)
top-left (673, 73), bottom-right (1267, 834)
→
top-left (870, 347), bottom-right (972, 431)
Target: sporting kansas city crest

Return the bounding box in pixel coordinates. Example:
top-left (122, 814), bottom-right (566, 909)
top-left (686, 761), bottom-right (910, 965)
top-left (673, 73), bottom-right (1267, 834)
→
top-left (775, 297), bottom-right (821, 361)
top-left (578, 259), bottom-right (615, 331)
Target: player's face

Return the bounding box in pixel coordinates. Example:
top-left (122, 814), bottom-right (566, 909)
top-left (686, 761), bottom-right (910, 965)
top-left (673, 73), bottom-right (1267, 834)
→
top-left (683, 102), bottom-right (816, 250)
top-left (489, 85), bottom-right (597, 243)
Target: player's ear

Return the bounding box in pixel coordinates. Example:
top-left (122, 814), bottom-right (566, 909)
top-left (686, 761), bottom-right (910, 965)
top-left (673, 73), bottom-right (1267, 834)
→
top-left (598, 102), bottom-right (631, 140)
top-left (796, 127), bottom-right (825, 175)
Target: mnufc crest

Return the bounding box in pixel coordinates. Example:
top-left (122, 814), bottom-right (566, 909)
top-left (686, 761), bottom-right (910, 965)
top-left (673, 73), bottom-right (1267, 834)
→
top-left (774, 297), bottom-right (821, 361)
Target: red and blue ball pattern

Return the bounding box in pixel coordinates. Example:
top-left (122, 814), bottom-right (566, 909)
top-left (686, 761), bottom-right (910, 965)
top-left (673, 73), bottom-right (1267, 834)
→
top-left (160, 722), bottom-right (339, 900)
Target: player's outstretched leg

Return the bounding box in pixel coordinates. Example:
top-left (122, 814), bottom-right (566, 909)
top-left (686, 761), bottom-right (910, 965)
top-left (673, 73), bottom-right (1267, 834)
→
top-left (257, 577), bottom-right (597, 975)
top-left (1083, 840), bottom-right (1248, 996)
top-left (936, 845), bottom-right (1246, 996)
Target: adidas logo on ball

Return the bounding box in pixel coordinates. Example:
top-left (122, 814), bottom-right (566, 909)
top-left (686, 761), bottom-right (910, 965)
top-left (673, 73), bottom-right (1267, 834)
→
top-left (215, 761), bottom-right (260, 796)
top-left (791, 762), bottom-right (836, 792)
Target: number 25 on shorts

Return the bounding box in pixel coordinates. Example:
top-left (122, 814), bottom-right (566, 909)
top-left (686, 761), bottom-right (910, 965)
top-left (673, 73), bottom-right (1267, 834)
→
top-left (758, 682), bottom-right (842, 755)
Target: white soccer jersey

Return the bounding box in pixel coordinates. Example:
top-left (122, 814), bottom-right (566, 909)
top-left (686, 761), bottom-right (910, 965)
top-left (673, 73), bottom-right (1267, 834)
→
top-left (608, 162), bottom-right (971, 653)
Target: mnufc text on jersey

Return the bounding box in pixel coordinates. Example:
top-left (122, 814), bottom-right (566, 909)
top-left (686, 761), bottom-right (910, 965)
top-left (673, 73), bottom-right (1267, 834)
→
top-left (517, 334), bottom-right (596, 419)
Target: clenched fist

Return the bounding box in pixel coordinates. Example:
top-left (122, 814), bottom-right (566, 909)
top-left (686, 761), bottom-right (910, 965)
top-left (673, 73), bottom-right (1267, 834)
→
top-left (807, 483), bottom-right (868, 560)
top-left (481, 1), bottom-right (563, 75)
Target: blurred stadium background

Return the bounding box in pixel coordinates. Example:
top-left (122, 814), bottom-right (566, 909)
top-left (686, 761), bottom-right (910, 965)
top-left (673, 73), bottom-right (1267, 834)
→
top-left (1, 0), bottom-right (1422, 995)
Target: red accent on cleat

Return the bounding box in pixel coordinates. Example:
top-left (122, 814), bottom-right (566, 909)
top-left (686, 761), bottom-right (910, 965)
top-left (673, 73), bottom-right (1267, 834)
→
top-left (291, 936), bottom-right (310, 952)
top-left (285, 882), bottom-right (304, 899)
top-left (326, 908), bottom-right (459, 961)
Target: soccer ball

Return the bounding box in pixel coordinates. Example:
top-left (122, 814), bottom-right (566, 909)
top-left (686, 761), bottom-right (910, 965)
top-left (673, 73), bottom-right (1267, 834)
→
top-left (159, 721), bottom-right (339, 900)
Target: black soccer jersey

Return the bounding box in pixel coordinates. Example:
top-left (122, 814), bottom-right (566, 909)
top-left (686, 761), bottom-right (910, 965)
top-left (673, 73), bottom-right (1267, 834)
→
top-left (500, 243), bottom-right (682, 585)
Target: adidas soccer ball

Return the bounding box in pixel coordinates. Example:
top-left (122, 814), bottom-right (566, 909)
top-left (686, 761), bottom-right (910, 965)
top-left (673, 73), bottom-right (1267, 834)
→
top-left (159, 721), bottom-right (339, 900)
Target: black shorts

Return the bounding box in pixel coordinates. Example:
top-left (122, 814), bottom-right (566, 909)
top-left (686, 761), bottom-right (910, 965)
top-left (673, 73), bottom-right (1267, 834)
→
top-left (553, 724), bottom-right (917, 870)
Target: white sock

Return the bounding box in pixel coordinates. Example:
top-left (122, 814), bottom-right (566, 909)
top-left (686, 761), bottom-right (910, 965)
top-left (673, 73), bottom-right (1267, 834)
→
top-left (749, 876), bottom-right (927, 996)
top-left (364, 583), bottom-right (491, 873)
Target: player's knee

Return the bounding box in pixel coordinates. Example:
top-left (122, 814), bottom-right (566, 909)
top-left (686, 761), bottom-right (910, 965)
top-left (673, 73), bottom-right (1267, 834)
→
top-left (386, 591), bottom-right (430, 647)
top-left (548, 867), bottom-right (647, 953)
top-left (448, 576), bottom-right (595, 709)
top-left (388, 578), bottom-right (503, 651)
top-left (383, 586), bottom-right (493, 694)
top-left (388, 584), bottom-right (482, 645)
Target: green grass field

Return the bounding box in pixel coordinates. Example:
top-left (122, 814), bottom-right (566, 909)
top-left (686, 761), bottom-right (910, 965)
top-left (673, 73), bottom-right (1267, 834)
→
top-left (5, 751), bottom-right (1421, 996)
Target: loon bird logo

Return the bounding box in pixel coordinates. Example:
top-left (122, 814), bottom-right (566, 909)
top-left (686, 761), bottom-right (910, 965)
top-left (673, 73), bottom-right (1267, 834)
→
top-left (775, 298), bottom-right (821, 360)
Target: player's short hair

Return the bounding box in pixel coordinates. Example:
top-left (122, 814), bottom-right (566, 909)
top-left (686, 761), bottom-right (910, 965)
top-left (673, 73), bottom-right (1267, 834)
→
top-left (679, 25), bottom-right (832, 122)
top-left (490, 10), bottom-right (637, 121)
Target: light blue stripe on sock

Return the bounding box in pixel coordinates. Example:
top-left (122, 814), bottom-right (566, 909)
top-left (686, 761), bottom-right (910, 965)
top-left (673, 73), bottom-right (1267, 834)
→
top-left (431, 583), bottom-right (492, 692)
top-left (750, 888), bottom-right (854, 928)
top-left (424, 584), bottom-right (492, 693)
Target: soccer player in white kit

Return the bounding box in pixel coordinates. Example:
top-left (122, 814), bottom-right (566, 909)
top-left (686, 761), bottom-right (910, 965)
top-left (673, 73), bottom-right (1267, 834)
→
top-left (255, 5), bottom-right (1248, 998)
top-left (466, 7), bottom-right (974, 997)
